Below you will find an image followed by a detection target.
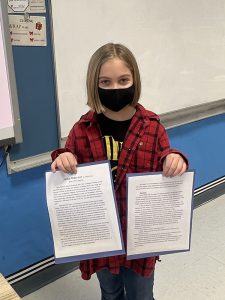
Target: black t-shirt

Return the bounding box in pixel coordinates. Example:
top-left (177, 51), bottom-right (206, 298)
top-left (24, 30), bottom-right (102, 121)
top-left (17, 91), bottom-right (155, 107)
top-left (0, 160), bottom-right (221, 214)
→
top-left (97, 113), bottom-right (132, 180)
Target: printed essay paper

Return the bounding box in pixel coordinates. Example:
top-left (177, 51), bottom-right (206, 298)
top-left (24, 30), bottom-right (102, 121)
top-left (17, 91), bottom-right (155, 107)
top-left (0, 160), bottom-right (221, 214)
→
top-left (46, 161), bottom-right (124, 263)
top-left (127, 171), bottom-right (195, 259)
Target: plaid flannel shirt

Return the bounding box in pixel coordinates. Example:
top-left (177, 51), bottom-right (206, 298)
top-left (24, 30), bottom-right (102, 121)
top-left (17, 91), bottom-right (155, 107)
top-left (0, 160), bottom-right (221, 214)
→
top-left (51, 103), bottom-right (188, 280)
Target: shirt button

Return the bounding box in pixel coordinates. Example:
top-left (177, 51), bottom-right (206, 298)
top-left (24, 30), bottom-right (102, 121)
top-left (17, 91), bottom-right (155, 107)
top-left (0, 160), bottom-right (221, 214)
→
top-left (139, 142), bottom-right (143, 146)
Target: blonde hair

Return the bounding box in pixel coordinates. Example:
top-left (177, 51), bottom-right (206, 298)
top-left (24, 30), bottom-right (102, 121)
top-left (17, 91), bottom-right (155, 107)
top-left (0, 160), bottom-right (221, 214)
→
top-left (86, 43), bottom-right (141, 113)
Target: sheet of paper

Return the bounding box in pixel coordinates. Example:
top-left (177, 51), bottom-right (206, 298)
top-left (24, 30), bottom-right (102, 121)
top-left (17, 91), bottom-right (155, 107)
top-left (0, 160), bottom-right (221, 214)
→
top-left (127, 171), bottom-right (195, 259)
top-left (8, 0), bottom-right (46, 13)
top-left (8, 15), bottom-right (47, 46)
top-left (46, 161), bottom-right (125, 263)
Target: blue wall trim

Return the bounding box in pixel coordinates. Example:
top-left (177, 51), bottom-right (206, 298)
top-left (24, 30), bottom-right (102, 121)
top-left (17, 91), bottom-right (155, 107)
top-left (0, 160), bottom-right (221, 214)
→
top-left (0, 150), bottom-right (54, 276)
top-left (168, 113), bottom-right (225, 188)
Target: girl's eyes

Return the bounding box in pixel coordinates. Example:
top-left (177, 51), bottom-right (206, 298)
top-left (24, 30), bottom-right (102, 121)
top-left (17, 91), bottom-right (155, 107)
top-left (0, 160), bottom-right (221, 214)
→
top-left (99, 80), bottom-right (111, 86)
top-left (119, 78), bottom-right (129, 84)
top-left (99, 78), bottom-right (130, 86)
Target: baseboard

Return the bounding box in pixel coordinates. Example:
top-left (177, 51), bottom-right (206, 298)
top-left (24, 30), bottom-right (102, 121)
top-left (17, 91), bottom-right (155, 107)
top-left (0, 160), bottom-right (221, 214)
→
top-left (194, 176), bottom-right (225, 208)
top-left (11, 260), bottom-right (78, 297)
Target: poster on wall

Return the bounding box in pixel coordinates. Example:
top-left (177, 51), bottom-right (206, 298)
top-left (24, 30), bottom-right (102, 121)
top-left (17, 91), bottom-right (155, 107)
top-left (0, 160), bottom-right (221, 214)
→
top-left (8, 0), bottom-right (46, 13)
top-left (8, 15), bottom-right (47, 46)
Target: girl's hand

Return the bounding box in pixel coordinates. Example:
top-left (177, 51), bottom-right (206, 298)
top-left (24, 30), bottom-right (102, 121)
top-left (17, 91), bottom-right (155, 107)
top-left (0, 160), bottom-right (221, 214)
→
top-left (51, 152), bottom-right (77, 174)
top-left (163, 153), bottom-right (187, 177)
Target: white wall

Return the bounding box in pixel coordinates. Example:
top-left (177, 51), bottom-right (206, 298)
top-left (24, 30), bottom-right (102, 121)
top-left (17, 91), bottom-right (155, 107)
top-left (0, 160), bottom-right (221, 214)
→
top-left (51, 0), bottom-right (225, 138)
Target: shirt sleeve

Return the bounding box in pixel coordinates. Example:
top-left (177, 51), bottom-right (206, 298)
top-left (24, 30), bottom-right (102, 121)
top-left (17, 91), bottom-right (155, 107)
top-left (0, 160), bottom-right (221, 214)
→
top-left (51, 125), bottom-right (77, 161)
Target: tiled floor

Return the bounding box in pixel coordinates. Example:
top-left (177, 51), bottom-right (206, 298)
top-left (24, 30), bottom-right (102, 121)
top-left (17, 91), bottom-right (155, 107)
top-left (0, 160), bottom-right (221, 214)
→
top-left (23, 194), bottom-right (225, 300)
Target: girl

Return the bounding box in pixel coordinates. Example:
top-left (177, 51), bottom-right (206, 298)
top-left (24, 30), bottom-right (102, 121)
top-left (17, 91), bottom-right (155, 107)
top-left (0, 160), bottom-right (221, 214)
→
top-left (51, 43), bottom-right (188, 300)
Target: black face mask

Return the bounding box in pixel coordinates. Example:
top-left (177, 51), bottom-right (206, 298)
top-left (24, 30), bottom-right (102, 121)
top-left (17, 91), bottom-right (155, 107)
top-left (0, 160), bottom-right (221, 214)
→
top-left (98, 85), bottom-right (135, 112)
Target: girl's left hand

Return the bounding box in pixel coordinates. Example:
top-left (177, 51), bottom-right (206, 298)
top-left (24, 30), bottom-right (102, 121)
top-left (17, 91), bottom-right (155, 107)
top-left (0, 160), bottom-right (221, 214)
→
top-left (163, 153), bottom-right (187, 177)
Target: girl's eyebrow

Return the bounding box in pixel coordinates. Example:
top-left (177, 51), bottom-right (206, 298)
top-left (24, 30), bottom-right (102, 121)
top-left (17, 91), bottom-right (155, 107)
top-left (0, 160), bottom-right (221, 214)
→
top-left (118, 74), bottom-right (132, 78)
top-left (98, 76), bottom-right (111, 79)
top-left (99, 74), bottom-right (132, 79)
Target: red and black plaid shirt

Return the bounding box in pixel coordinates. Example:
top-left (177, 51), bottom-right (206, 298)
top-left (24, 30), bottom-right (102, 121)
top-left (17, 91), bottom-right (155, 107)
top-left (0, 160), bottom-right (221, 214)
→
top-left (51, 103), bottom-right (188, 280)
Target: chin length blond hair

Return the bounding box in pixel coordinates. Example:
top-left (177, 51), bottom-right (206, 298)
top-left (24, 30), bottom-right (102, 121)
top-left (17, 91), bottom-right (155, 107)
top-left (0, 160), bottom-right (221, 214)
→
top-left (86, 43), bottom-right (141, 113)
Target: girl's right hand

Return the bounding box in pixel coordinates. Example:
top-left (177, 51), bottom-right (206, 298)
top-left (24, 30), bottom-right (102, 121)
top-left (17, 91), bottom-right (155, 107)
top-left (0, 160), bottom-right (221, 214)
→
top-left (51, 152), bottom-right (77, 174)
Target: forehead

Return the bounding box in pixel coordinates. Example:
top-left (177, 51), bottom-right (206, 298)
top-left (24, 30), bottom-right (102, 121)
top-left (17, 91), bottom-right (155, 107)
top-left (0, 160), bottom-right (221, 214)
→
top-left (99, 58), bottom-right (132, 77)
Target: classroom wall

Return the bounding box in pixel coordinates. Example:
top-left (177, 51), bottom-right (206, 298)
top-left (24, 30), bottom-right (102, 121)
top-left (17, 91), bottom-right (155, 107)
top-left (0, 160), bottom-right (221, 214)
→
top-left (1, 0), bottom-right (225, 279)
top-left (1, 113), bottom-right (225, 276)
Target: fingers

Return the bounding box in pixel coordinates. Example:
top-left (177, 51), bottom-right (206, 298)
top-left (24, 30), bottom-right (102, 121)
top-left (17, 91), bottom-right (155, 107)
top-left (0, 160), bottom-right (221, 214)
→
top-left (60, 154), bottom-right (77, 173)
top-left (163, 153), bottom-right (187, 177)
top-left (177, 163), bottom-right (187, 176)
top-left (67, 155), bottom-right (77, 173)
top-left (51, 160), bottom-right (57, 173)
top-left (163, 154), bottom-right (177, 177)
top-left (50, 152), bottom-right (77, 174)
